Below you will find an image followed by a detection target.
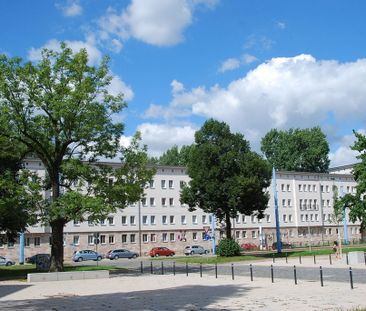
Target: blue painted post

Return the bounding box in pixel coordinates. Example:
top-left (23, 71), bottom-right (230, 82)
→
top-left (19, 231), bottom-right (25, 265)
top-left (340, 187), bottom-right (349, 245)
top-left (272, 167), bottom-right (282, 253)
top-left (211, 213), bottom-right (216, 255)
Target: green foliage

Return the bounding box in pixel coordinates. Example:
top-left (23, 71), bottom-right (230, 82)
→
top-left (153, 144), bottom-right (194, 166)
top-left (181, 119), bottom-right (271, 239)
top-left (261, 127), bottom-right (330, 173)
top-left (336, 131), bottom-right (366, 231)
top-left (0, 44), bottom-right (153, 271)
top-left (216, 238), bottom-right (241, 257)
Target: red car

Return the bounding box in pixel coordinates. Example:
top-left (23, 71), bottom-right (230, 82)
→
top-left (149, 247), bottom-right (175, 257)
top-left (240, 242), bottom-right (257, 250)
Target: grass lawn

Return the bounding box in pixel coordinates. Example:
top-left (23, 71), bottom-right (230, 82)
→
top-left (0, 264), bottom-right (120, 281)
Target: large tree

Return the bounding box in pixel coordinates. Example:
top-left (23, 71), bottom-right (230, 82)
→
top-left (0, 44), bottom-right (154, 271)
top-left (181, 119), bottom-right (271, 239)
top-left (155, 144), bottom-right (193, 166)
top-left (334, 131), bottom-right (366, 238)
top-left (261, 127), bottom-right (330, 173)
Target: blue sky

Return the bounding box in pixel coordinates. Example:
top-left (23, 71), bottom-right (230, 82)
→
top-left (1, 0), bottom-right (366, 166)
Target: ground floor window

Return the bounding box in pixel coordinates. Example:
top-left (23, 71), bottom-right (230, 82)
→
top-left (143, 234), bottom-right (148, 243)
top-left (88, 235), bottom-right (94, 245)
top-left (73, 235), bottom-right (80, 246)
top-left (151, 234), bottom-right (156, 242)
top-left (130, 234), bottom-right (136, 243)
top-left (34, 237), bottom-right (40, 247)
top-left (122, 234), bottom-right (127, 243)
top-left (100, 235), bottom-right (106, 244)
top-left (25, 237), bottom-right (30, 247)
top-left (109, 235), bottom-right (115, 244)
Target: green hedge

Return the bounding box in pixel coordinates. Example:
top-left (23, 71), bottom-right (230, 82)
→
top-left (217, 238), bottom-right (241, 257)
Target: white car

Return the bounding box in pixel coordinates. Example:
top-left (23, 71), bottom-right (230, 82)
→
top-left (0, 256), bottom-right (15, 266)
top-left (184, 245), bottom-right (209, 255)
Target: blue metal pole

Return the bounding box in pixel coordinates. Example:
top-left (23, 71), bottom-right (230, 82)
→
top-left (19, 231), bottom-right (25, 265)
top-left (211, 213), bottom-right (216, 255)
top-left (340, 187), bottom-right (349, 245)
top-left (272, 167), bottom-right (282, 253)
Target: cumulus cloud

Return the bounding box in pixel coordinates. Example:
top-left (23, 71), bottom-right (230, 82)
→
top-left (108, 74), bottom-right (134, 101)
top-left (219, 53), bottom-right (258, 73)
top-left (98, 0), bottom-right (218, 47)
top-left (57, 1), bottom-right (83, 17)
top-left (137, 123), bottom-right (196, 156)
top-left (144, 55), bottom-right (366, 159)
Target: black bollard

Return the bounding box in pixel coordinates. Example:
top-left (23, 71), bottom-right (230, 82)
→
top-left (272, 253), bottom-right (275, 263)
top-left (250, 264), bottom-right (253, 281)
top-left (349, 267), bottom-right (354, 289)
top-left (161, 261), bottom-right (164, 275)
top-left (346, 253), bottom-right (349, 265)
top-left (231, 263), bottom-right (234, 280)
top-left (329, 254), bottom-right (332, 265)
top-left (286, 253), bottom-right (288, 264)
top-left (215, 262), bottom-right (218, 279)
top-left (140, 261), bottom-right (143, 274)
top-left (200, 263), bottom-right (203, 278)
top-left (320, 266), bottom-right (324, 287)
top-left (314, 255), bottom-right (316, 265)
top-left (186, 262), bottom-right (188, 276)
top-left (293, 265), bottom-right (297, 285)
top-left (173, 262), bottom-right (176, 275)
top-left (299, 256), bottom-right (302, 264)
top-left (150, 261), bottom-right (153, 274)
top-left (364, 252), bottom-right (366, 266)
top-left (271, 264), bottom-right (274, 283)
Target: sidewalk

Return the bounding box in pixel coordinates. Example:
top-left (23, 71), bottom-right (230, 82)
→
top-left (1, 273), bottom-right (365, 310)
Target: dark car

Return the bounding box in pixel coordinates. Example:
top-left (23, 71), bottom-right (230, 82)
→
top-left (240, 242), bottom-right (257, 250)
top-left (106, 249), bottom-right (138, 260)
top-left (272, 242), bottom-right (293, 250)
top-left (149, 247), bottom-right (175, 257)
top-left (25, 253), bottom-right (50, 264)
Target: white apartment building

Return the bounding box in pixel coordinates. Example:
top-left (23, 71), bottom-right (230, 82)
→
top-left (0, 159), bottom-right (361, 259)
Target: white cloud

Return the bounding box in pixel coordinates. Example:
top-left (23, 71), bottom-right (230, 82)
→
top-left (244, 35), bottom-right (274, 51)
top-left (108, 74), bottom-right (134, 101)
top-left (57, 1), bottom-right (83, 17)
top-left (242, 53), bottom-right (258, 64)
top-left (219, 58), bottom-right (241, 73)
top-left (171, 79), bottom-right (185, 93)
top-left (276, 21), bottom-right (286, 30)
top-left (137, 123), bottom-right (196, 156)
top-left (98, 0), bottom-right (218, 47)
top-left (145, 54), bottom-right (366, 158)
top-left (28, 37), bottom-right (102, 65)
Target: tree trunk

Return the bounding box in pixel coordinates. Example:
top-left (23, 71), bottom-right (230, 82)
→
top-left (49, 218), bottom-right (65, 272)
top-left (225, 212), bottom-right (232, 239)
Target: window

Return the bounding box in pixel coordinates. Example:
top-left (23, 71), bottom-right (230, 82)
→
top-left (251, 231), bottom-right (257, 238)
top-left (192, 232), bottom-right (198, 240)
top-left (235, 231), bottom-right (240, 239)
top-left (122, 216), bottom-right (127, 225)
top-left (192, 215), bottom-right (198, 224)
top-left (122, 234), bottom-right (127, 243)
top-left (181, 215), bottom-right (187, 225)
top-left (88, 235), bottom-right (94, 245)
top-left (321, 185), bottom-right (324, 192)
top-left (142, 216), bottom-right (148, 225)
top-left (88, 217), bottom-right (93, 226)
top-left (141, 198), bottom-right (147, 206)
top-left (323, 213), bottom-right (326, 221)
top-left (287, 184), bottom-right (290, 191)
top-left (34, 237), bottom-right (41, 246)
top-left (162, 233), bottom-right (168, 242)
top-left (308, 185), bottom-right (311, 192)
top-left (242, 231), bottom-right (247, 238)
top-left (251, 215), bottom-right (256, 223)
top-left (25, 238), bottom-right (30, 247)
top-left (180, 180), bottom-right (186, 189)
top-left (72, 235), bottom-right (79, 246)
top-left (313, 185), bottom-right (316, 192)
top-left (161, 180), bottom-right (166, 189)
top-left (150, 215), bottom-right (156, 225)
top-left (326, 185), bottom-right (329, 192)
top-left (203, 215), bottom-right (208, 224)
top-left (150, 197), bottom-right (155, 206)
top-left (288, 199), bottom-right (291, 207)
top-left (162, 198), bottom-right (167, 206)
top-left (73, 220), bottom-right (80, 226)
top-left (315, 214), bottom-right (319, 222)
top-left (130, 216), bottom-right (136, 225)
top-left (151, 234), bottom-right (157, 242)
top-left (303, 184), bottom-right (307, 192)
top-left (266, 214), bottom-right (271, 222)
top-left (0, 240), bottom-right (4, 248)
top-left (281, 184), bottom-right (285, 191)
top-left (170, 233), bottom-right (175, 241)
top-left (305, 214), bottom-right (309, 222)
top-left (100, 235), bottom-right (106, 244)
top-left (170, 215), bottom-right (175, 224)
top-left (327, 200), bottom-right (330, 207)
top-left (169, 198), bottom-right (174, 206)
top-left (283, 214), bottom-right (287, 222)
top-left (100, 218), bottom-right (106, 226)
top-left (108, 216), bottom-right (114, 225)
top-left (242, 215), bottom-right (247, 223)
top-left (7, 241), bottom-right (14, 248)
top-left (169, 180), bottom-right (174, 189)
top-left (300, 214), bottom-right (304, 222)
top-left (130, 234), bottom-right (136, 243)
top-left (299, 184), bottom-right (302, 192)
top-left (143, 234), bottom-right (148, 243)
top-left (289, 215), bottom-right (293, 223)
top-left (282, 199), bottom-right (286, 207)
top-left (162, 215), bottom-right (168, 225)
top-left (149, 180), bottom-right (155, 188)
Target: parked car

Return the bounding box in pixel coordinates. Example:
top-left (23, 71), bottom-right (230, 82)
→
top-left (240, 242), bottom-right (257, 251)
top-left (184, 245), bottom-right (209, 255)
top-left (72, 250), bottom-right (103, 262)
top-left (25, 253), bottom-right (50, 264)
top-left (106, 249), bottom-right (138, 260)
top-left (272, 242), bottom-right (293, 250)
top-left (0, 256), bottom-right (15, 266)
top-left (149, 247), bottom-right (175, 257)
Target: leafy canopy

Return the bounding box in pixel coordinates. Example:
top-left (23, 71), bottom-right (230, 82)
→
top-left (261, 127), bottom-right (330, 173)
top-left (181, 119), bottom-right (271, 240)
top-left (152, 144), bottom-right (194, 166)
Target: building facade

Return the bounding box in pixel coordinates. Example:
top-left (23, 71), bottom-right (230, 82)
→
top-left (0, 159), bottom-right (361, 260)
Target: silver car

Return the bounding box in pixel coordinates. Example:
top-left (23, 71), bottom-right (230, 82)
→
top-left (184, 245), bottom-right (209, 255)
top-left (0, 256), bottom-right (15, 266)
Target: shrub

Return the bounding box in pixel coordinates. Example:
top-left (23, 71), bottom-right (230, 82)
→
top-left (217, 238), bottom-right (241, 257)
